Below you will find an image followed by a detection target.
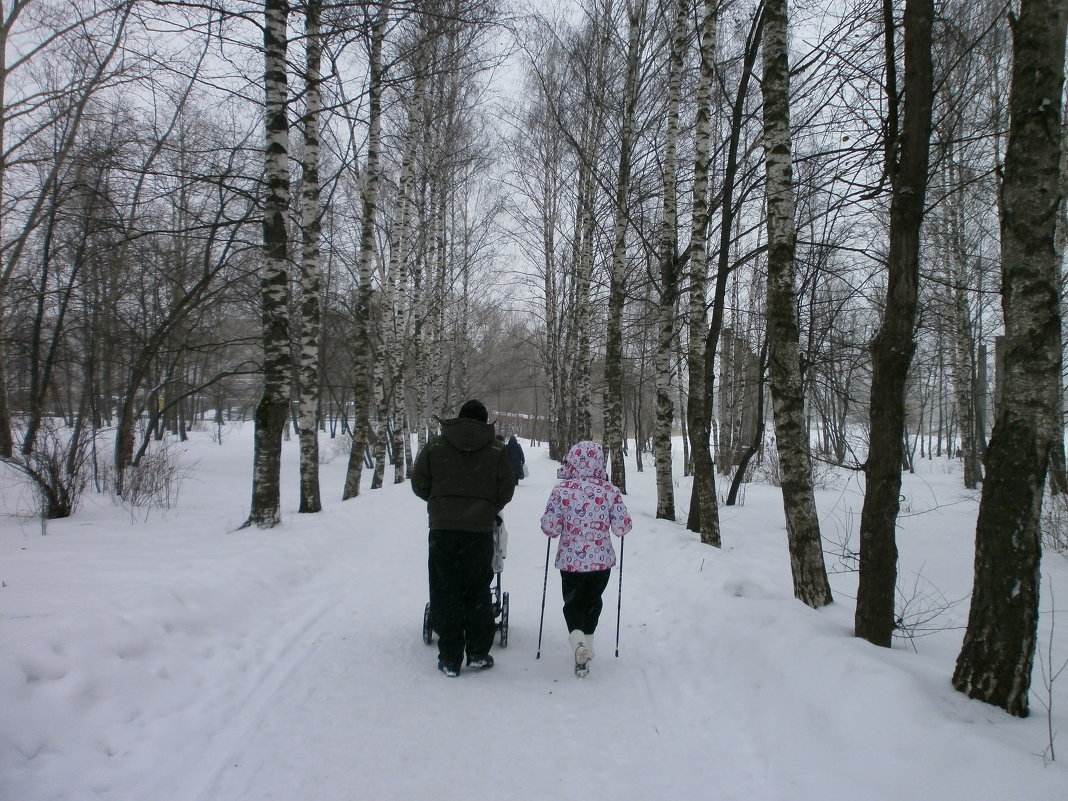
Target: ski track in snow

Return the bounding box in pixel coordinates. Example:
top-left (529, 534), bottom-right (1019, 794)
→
top-left (174, 561), bottom-right (364, 801)
top-left (2, 428), bottom-right (1067, 801)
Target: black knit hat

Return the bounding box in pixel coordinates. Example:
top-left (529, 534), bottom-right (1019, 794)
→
top-left (458, 399), bottom-right (488, 423)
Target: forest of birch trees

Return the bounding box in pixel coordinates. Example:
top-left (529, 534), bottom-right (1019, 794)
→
top-left (1, 0), bottom-right (1065, 716)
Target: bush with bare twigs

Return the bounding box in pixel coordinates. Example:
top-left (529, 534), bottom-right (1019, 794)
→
top-left (2, 420), bottom-right (94, 520)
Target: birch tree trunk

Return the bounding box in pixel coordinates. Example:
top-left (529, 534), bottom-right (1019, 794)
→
top-left (574, 114), bottom-right (598, 442)
top-left (760, 0), bottom-right (832, 608)
top-left (702, 7), bottom-right (762, 482)
top-left (653, 0), bottom-right (689, 520)
top-left (544, 177), bottom-right (563, 462)
top-left (380, 65), bottom-right (426, 487)
top-left (247, 0), bottom-right (292, 528)
top-left (685, 0), bottom-right (721, 547)
top-left (855, 0), bottom-right (934, 644)
top-left (342, 2), bottom-right (390, 501)
top-left (391, 262), bottom-right (410, 485)
top-left (952, 0), bottom-right (1066, 717)
top-left (572, 13), bottom-right (612, 445)
top-left (533, 86), bottom-right (565, 460)
top-left (604, 0), bottom-right (644, 493)
top-left (948, 282), bottom-right (982, 487)
top-left (296, 0), bottom-right (323, 513)
top-left (0, 3), bottom-right (15, 458)
top-left (372, 58), bottom-right (425, 490)
top-left (370, 348), bottom-right (388, 488)
top-left (428, 176), bottom-right (449, 422)
top-left (935, 149), bottom-right (983, 486)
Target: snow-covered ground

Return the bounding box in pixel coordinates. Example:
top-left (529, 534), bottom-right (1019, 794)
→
top-left (2, 424), bottom-right (1066, 801)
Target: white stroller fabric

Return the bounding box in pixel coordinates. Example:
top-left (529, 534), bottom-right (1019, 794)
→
top-left (491, 517), bottom-right (508, 573)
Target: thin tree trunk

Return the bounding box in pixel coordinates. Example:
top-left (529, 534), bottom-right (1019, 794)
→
top-left (604, 0), bottom-right (643, 492)
top-left (574, 114), bottom-right (599, 442)
top-left (760, 0), bottom-right (833, 608)
top-left (952, 0), bottom-right (1066, 717)
top-left (573, 12), bottom-right (611, 445)
top-left (949, 281), bottom-right (982, 487)
top-left (0, 6), bottom-right (11, 458)
top-left (653, 0), bottom-right (689, 520)
top-left (855, 0), bottom-right (934, 644)
top-left (375, 56), bottom-right (426, 489)
top-left (726, 338), bottom-right (767, 506)
top-left (246, 0), bottom-right (292, 528)
top-left (677, 348), bottom-right (690, 475)
top-left (371, 353), bottom-right (388, 490)
top-left (941, 154), bottom-right (984, 487)
top-left (685, 0), bottom-right (720, 547)
top-left (342, 2), bottom-right (390, 501)
top-left (297, 0), bottom-right (323, 513)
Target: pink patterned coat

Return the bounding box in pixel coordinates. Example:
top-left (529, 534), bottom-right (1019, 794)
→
top-left (540, 441), bottom-right (633, 572)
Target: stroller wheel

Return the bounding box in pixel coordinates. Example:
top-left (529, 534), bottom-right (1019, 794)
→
top-left (422, 602), bottom-right (434, 645)
top-left (499, 591), bottom-right (509, 648)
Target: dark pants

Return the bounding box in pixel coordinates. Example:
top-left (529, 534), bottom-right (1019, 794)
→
top-left (560, 569), bottom-right (611, 635)
top-left (428, 529), bottom-right (494, 667)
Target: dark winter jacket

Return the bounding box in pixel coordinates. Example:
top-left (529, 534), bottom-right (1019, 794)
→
top-left (412, 418), bottom-right (516, 532)
top-left (506, 435), bottom-right (526, 479)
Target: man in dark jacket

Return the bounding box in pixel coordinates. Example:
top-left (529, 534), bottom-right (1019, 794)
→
top-left (412, 399), bottom-right (515, 677)
top-left (506, 434), bottom-right (526, 482)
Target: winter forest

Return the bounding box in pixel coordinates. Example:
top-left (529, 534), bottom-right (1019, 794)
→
top-left (3, 0), bottom-right (1068, 798)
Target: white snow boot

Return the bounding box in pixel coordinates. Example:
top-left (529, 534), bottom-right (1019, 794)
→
top-left (569, 629), bottom-right (592, 678)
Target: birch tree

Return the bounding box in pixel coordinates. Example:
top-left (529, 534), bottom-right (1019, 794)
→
top-left (604, 0), bottom-right (645, 492)
top-left (855, 0), bottom-right (935, 645)
top-left (246, 0), bottom-right (292, 528)
top-left (952, 0), bottom-right (1066, 717)
top-left (652, 0), bottom-right (690, 520)
top-left (760, 0), bottom-right (833, 608)
top-left (685, 0), bottom-right (721, 547)
top-left (760, 0), bottom-right (833, 606)
top-left (296, 0), bottom-right (323, 513)
top-left (573, 15), bottom-right (612, 444)
top-left (342, 1), bottom-right (391, 501)
top-left (372, 28), bottom-right (428, 490)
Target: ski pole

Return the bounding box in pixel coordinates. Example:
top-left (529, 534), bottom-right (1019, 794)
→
top-left (536, 536), bottom-right (551, 659)
top-left (615, 535), bottom-right (625, 657)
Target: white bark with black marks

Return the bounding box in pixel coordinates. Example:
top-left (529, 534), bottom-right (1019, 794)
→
top-left (246, 0), bottom-right (292, 529)
top-left (653, 0), bottom-right (689, 521)
top-left (953, 0), bottom-right (1067, 717)
top-left (685, 0), bottom-right (720, 547)
top-left (604, 0), bottom-right (644, 493)
top-left (343, 2), bottom-right (391, 501)
top-left (760, 0), bottom-right (833, 609)
top-left (297, 0), bottom-right (323, 514)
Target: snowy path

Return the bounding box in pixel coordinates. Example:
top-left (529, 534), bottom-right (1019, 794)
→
top-left (3, 430), bottom-right (1067, 800)
top-left (178, 471), bottom-right (777, 801)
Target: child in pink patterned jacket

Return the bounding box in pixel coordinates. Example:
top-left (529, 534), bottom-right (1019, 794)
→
top-left (540, 440), bottom-right (632, 676)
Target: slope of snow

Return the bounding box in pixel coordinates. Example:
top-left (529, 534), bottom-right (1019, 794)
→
top-left (2, 425), bottom-right (1066, 800)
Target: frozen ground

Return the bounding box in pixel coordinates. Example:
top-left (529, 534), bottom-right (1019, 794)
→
top-left (2, 424), bottom-right (1066, 800)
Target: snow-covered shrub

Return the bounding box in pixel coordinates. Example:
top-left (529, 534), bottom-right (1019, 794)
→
top-left (327, 433), bottom-right (353, 464)
top-left (2, 419), bottom-right (93, 519)
top-left (748, 440), bottom-right (841, 490)
top-left (114, 441), bottom-right (191, 509)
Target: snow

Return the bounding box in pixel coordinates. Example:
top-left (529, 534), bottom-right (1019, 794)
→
top-left (2, 425), bottom-right (1066, 801)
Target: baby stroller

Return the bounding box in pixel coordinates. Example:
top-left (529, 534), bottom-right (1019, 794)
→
top-left (423, 516), bottom-right (510, 648)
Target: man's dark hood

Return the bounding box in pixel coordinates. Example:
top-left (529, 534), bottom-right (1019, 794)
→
top-left (440, 417), bottom-right (496, 453)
